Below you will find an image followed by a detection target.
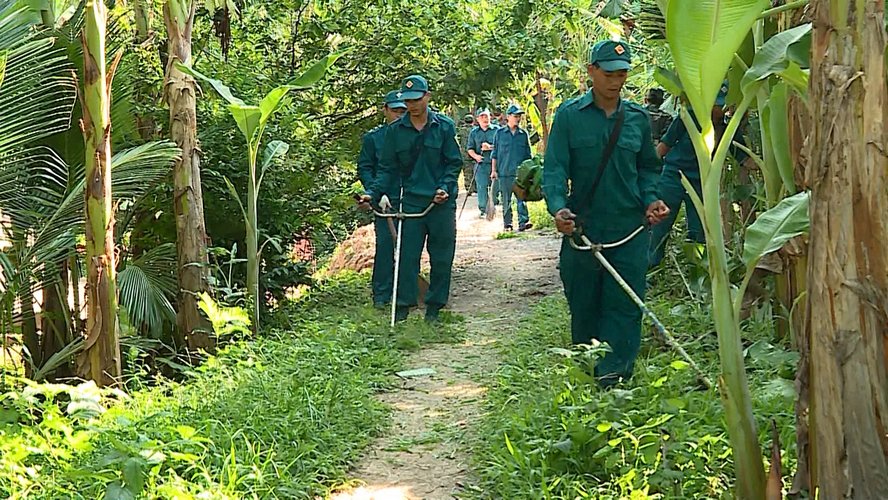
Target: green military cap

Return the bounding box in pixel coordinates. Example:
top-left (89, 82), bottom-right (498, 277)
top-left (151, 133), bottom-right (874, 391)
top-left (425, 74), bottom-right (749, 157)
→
top-left (384, 90), bottom-right (407, 109)
top-left (589, 40), bottom-right (632, 71)
top-left (397, 75), bottom-right (430, 100)
top-left (506, 104), bottom-right (524, 115)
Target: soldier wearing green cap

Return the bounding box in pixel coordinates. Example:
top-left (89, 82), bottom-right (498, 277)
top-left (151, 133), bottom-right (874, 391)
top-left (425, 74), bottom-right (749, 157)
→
top-left (375, 75), bottom-right (462, 323)
top-left (467, 108), bottom-right (499, 218)
top-left (491, 104), bottom-right (533, 231)
top-left (457, 114), bottom-right (477, 195)
top-left (543, 40), bottom-right (669, 386)
top-left (645, 88), bottom-right (673, 145)
top-left (356, 90), bottom-right (407, 307)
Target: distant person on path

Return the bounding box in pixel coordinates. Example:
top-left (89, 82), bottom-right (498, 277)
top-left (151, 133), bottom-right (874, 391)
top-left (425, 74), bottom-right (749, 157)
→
top-left (491, 104), bottom-right (533, 232)
top-left (356, 90), bottom-right (407, 308)
top-left (457, 113), bottom-right (477, 195)
top-left (467, 108), bottom-right (499, 219)
top-left (645, 87), bottom-right (673, 145)
top-left (543, 40), bottom-right (668, 386)
top-left (375, 75), bottom-right (462, 323)
top-left (649, 83), bottom-right (735, 268)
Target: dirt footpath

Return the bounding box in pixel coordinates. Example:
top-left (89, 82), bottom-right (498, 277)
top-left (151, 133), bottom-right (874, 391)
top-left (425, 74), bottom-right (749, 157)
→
top-left (330, 194), bottom-right (562, 499)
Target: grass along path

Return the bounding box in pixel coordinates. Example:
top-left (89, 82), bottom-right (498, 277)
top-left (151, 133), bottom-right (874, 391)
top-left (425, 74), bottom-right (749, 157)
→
top-left (331, 195), bottom-right (562, 499)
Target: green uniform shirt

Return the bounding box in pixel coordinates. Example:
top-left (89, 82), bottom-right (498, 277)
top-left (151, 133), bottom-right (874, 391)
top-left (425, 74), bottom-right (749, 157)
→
top-left (357, 124), bottom-right (388, 198)
top-left (661, 113), bottom-right (701, 179)
top-left (467, 124), bottom-right (499, 165)
top-left (377, 109), bottom-right (463, 210)
top-left (492, 125), bottom-right (532, 177)
top-left (543, 92), bottom-right (661, 233)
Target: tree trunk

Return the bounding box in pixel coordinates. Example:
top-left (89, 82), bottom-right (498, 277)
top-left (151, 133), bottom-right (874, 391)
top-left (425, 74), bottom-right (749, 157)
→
top-left (533, 72), bottom-right (549, 153)
top-left (246, 155), bottom-right (260, 333)
top-left (76, 0), bottom-right (121, 386)
top-left (133, 0), bottom-right (151, 42)
top-left (40, 264), bottom-right (71, 381)
top-left (164, 0), bottom-right (213, 351)
top-left (807, 1), bottom-right (888, 497)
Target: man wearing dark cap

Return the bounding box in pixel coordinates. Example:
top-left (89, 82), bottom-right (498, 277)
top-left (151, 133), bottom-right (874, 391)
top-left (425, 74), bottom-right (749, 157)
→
top-left (645, 88), bottom-right (673, 145)
top-left (375, 75), bottom-right (462, 323)
top-left (491, 104), bottom-right (533, 231)
top-left (467, 108), bottom-right (499, 218)
top-left (543, 40), bottom-right (668, 386)
top-left (356, 90), bottom-right (407, 308)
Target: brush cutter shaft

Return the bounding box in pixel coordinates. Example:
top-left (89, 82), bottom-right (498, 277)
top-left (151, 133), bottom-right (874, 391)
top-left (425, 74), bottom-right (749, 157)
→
top-left (567, 228), bottom-right (713, 389)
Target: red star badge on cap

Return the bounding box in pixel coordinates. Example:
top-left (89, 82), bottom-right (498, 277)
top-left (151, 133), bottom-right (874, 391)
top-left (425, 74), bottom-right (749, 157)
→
top-left (405, 80), bottom-right (414, 88)
top-left (615, 45), bottom-right (625, 55)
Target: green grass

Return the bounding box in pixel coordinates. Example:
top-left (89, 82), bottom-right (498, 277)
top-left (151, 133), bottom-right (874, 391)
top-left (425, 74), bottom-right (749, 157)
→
top-left (527, 200), bottom-right (555, 230)
top-left (468, 281), bottom-right (798, 499)
top-left (0, 272), bottom-right (455, 500)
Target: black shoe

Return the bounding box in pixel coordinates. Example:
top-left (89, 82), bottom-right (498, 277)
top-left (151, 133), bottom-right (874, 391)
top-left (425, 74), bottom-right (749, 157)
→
top-left (520, 222), bottom-right (533, 231)
top-left (505, 225), bottom-right (513, 231)
top-left (395, 306), bottom-right (410, 322)
top-left (425, 305), bottom-right (442, 323)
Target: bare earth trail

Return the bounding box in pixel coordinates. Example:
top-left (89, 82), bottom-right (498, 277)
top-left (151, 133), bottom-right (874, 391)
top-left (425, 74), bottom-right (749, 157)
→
top-left (331, 193), bottom-right (562, 499)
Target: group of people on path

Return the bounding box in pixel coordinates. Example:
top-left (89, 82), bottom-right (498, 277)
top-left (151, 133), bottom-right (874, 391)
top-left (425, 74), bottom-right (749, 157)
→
top-left (354, 38), bottom-right (733, 387)
top-left (461, 105), bottom-right (534, 232)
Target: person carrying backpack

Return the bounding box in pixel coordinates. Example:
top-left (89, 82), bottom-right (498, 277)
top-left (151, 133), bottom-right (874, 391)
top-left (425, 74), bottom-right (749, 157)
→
top-left (543, 40), bottom-right (668, 387)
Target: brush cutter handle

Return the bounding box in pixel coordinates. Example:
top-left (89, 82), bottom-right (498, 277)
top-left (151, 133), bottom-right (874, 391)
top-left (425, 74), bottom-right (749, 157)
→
top-left (567, 225), bottom-right (645, 252)
top-left (373, 203), bottom-right (436, 219)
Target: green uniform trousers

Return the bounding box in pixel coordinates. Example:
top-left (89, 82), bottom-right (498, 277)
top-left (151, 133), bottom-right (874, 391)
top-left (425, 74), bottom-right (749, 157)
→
top-left (648, 170), bottom-right (704, 268)
top-left (475, 163), bottom-right (492, 215)
top-left (395, 204), bottom-right (456, 308)
top-left (560, 230), bottom-right (648, 383)
top-left (372, 215), bottom-right (396, 305)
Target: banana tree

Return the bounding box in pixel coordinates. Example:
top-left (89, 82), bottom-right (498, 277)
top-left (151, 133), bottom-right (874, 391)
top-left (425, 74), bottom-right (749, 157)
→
top-left (176, 51), bottom-right (344, 332)
top-left (664, 1), bottom-right (776, 497)
top-left (78, 0), bottom-right (120, 386)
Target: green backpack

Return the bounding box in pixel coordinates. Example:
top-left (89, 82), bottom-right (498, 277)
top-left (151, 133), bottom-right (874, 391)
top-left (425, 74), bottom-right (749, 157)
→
top-left (512, 155), bottom-right (544, 202)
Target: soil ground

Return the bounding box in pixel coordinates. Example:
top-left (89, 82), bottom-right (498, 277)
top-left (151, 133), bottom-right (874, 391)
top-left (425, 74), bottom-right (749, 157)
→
top-left (330, 192), bottom-right (563, 499)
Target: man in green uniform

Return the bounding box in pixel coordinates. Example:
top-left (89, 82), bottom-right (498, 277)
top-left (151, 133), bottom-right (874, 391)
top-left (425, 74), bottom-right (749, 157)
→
top-left (648, 84), bottom-right (730, 268)
top-left (356, 90), bottom-right (407, 307)
top-left (645, 88), bottom-right (673, 145)
top-left (457, 114), bottom-right (477, 194)
top-left (491, 104), bottom-right (533, 231)
top-left (543, 40), bottom-right (669, 386)
top-left (467, 108), bottom-right (499, 218)
top-left (375, 75), bottom-right (462, 323)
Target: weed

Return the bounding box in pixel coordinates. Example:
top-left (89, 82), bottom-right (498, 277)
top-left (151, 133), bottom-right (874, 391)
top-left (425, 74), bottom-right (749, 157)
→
top-left (469, 287), bottom-right (797, 499)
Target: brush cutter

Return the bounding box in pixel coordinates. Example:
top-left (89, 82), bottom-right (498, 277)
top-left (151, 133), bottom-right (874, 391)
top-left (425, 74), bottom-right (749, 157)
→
top-left (568, 226), bottom-right (713, 389)
top-left (374, 196), bottom-right (436, 327)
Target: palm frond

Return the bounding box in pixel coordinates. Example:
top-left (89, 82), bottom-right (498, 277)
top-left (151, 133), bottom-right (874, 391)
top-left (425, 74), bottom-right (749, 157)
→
top-left (0, 26), bottom-right (76, 155)
top-left (118, 243), bottom-right (177, 337)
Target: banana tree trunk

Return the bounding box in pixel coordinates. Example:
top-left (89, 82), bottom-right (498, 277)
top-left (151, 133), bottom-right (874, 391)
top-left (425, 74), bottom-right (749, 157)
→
top-left (76, 0), bottom-right (121, 386)
top-left (246, 154), bottom-right (259, 333)
top-left (164, 0), bottom-right (213, 351)
top-left (807, 1), bottom-right (888, 496)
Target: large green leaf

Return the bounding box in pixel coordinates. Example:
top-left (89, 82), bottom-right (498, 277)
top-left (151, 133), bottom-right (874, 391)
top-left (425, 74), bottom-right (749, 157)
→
top-left (118, 243), bottom-right (176, 337)
top-left (766, 82), bottom-right (796, 195)
top-left (288, 50), bottom-right (347, 89)
top-left (227, 103), bottom-right (262, 143)
top-left (741, 23), bottom-right (812, 95)
top-left (653, 66), bottom-right (683, 96)
top-left (742, 191), bottom-right (809, 266)
top-left (666, 0), bottom-right (769, 120)
top-left (175, 61), bottom-right (245, 106)
top-left (257, 140), bottom-right (288, 190)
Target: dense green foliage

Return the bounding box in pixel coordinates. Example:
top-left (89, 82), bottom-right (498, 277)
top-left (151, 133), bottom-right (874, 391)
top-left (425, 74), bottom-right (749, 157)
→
top-left (471, 277), bottom-right (797, 498)
top-left (0, 274), bottom-right (459, 499)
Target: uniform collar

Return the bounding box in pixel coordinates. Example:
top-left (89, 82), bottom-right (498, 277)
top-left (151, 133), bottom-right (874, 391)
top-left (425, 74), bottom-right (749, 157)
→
top-left (577, 90), bottom-right (624, 114)
top-left (396, 108), bottom-right (439, 128)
